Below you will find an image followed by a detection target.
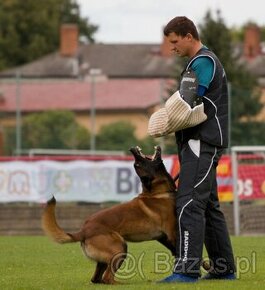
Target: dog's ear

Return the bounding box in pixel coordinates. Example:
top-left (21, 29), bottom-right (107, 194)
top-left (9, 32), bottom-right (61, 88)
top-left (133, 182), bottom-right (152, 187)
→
top-left (140, 176), bottom-right (153, 192)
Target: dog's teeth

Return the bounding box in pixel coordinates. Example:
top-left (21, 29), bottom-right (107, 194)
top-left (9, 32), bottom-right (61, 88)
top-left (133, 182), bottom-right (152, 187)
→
top-left (151, 152), bottom-right (157, 160)
top-left (136, 146), bottom-right (141, 152)
top-left (140, 152), bottom-right (146, 158)
top-left (136, 146), bottom-right (146, 158)
top-left (152, 145), bottom-right (161, 160)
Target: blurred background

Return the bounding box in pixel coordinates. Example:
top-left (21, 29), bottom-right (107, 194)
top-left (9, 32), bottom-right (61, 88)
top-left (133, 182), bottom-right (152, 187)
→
top-left (0, 0), bottom-right (265, 236)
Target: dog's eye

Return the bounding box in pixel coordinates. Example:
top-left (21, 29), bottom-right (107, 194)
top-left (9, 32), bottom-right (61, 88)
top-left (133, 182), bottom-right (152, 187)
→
top-left (135, 163), bottom-right (140, 167)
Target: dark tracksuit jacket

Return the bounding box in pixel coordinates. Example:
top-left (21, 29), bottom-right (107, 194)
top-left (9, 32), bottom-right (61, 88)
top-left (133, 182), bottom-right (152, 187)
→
top-left (174, 48), bottom-right (236, 277)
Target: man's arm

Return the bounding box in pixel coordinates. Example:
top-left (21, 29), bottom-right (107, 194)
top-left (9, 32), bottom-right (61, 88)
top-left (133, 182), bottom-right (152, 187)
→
top-left (191, 56), bottom-right (214, 96)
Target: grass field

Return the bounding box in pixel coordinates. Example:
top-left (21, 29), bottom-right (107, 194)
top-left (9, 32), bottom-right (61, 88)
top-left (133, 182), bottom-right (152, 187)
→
top-left (0, 236), bottom-right (264, 290)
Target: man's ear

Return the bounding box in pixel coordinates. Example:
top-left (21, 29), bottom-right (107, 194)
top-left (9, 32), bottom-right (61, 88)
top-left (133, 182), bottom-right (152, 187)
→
top-left (186, 33), bottom-right (193, 40)
top-left (140, 176), bottom-right (153, 192)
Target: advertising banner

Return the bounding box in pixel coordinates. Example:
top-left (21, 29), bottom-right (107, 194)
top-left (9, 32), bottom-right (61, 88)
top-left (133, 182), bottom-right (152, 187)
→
top-left (216, 155), bottom-right (265, 201)
top-left (1, 155), bottom-right (265, 203)
top-left (237, 163), bottom-right (265, 200)
top-left (0, 158), bottom-right (174, 203)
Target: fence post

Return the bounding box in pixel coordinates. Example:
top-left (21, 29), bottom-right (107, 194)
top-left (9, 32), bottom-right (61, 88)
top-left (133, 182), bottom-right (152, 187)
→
top-left (231, 147), bottom-right (240, 236)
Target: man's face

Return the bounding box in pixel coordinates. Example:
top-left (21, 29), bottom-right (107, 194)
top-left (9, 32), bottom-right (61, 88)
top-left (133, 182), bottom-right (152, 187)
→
top-left (167, 32), bottom-right (191, 57)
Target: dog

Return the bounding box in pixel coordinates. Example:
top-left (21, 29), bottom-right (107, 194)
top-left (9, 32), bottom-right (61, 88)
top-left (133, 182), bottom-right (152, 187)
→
top-left (42, 146), bottom-right (178, 284)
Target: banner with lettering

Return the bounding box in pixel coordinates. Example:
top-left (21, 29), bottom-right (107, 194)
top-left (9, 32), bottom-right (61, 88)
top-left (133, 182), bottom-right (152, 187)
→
top-left (1, 155), bottom-right (265, 203)
top-left (237, 163), bottom-right (265, 200)
top-left (216, 155), bottom-right (265, 201)
top-left (0, 158), bottom-right (174, 203)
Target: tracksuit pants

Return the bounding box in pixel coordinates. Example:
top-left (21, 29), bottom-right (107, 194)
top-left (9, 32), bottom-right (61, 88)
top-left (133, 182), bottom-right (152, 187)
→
top-left (174, 139), bottom-right (236, 277)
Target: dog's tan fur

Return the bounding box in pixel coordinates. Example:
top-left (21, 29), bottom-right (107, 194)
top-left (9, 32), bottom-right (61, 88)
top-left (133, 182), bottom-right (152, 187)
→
top-left (42, 146), bottom-right (177, 284)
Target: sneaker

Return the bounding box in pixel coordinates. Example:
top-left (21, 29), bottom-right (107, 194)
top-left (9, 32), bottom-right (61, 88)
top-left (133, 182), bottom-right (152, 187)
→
top-left (158, 273), bottom-right (198, 283)
top-left (201, 273), bottom-right (236, 280)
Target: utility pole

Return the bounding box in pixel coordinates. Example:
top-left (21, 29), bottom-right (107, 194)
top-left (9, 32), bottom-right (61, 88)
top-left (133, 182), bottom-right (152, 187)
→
top-left (89, 68), bottom-right (102, 152)
top-left (16, 70), bottom-right (21, 156)
top-left (159, 78), bottom-right (165, 151)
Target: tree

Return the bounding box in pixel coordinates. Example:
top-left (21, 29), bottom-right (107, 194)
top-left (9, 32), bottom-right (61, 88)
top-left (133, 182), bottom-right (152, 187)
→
top-left (138, 136), bottom-right (157, 155)
top-left (20, 110), bottom-right (90, 151)
top-left (199, 10), bottom-right (234, 74)
top-left (59, 0), bottom-right (97, 43)
top-left (199, 10), bottom-right (264, 146)
top-left (96, 121), bottom-right (138, 154)
top-left (96, 121), bottom-right (157, 154)
top-left (0, 0), bottom-right (98, 70)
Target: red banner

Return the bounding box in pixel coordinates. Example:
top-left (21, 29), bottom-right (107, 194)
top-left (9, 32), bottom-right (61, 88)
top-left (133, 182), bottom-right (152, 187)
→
top-left (171, 155), bottom-right (265, 202)
top-left (217, 155), bottom-right (265, 201)
top-left (217, 155), bottom-right (233, 202)
top-left (238, 163), bottom-right (265, 200)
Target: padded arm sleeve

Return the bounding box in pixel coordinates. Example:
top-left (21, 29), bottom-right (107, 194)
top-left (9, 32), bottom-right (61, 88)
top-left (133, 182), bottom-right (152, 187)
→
top-left (148, 91), bottom-right (207, 138)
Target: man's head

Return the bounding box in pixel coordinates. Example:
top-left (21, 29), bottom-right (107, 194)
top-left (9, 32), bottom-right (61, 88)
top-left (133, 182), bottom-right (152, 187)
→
top-left (163, 16), bottom-right (201, 57)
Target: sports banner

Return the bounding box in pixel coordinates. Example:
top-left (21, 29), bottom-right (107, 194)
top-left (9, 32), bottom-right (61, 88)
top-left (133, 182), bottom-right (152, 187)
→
top-left (0, 158), bottom-right (174, 203)
top-left (1, 155), bottom-right (265, 203)
top-left (237, 163), bottom-right (265, 200)
top-left (217, 155), bottom-right (233, 202)
top-left (217, 156), bottom-right (265, 201)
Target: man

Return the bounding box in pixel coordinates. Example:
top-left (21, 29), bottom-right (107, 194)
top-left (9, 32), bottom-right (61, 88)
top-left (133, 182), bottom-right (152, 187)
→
top-left (148, 16), bottom-right (236, 283)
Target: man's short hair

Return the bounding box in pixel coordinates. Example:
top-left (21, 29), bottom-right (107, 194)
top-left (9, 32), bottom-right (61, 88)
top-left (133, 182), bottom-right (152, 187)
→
top-left (163, 16), bottom-right (200, 40)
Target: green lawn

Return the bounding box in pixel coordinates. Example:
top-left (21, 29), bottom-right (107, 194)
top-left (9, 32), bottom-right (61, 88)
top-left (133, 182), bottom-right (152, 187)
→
top-left (0, 236), bottom-right (264, 290)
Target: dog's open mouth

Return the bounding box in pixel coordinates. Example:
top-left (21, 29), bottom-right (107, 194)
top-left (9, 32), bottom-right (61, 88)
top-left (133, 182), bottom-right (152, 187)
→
top-left (133, 146), bottom-right (161, 161)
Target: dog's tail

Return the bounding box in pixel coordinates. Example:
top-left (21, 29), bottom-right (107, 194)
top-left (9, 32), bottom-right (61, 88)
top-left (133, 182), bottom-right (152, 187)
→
top-left (42, 196), bottom-right (83, 244)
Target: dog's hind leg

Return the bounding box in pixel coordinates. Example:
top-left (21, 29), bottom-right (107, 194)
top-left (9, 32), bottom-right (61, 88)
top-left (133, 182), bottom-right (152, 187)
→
top-left (101, 233), bottom-right (128, 284)
top-left (102, 248), bottom-right (127, 285)
top-left (91, 262), bottom-right (107, 284)
top-left (82, 232), bottom-right (127, 284)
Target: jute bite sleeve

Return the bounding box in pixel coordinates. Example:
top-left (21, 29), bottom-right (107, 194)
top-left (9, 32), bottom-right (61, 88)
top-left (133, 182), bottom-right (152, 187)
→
top-left (148, 91), bottom-right (207, 138)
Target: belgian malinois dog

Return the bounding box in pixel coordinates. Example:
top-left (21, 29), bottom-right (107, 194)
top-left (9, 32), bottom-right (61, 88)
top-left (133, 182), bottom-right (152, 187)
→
top-left (42, 146), bottom-right (177, 284)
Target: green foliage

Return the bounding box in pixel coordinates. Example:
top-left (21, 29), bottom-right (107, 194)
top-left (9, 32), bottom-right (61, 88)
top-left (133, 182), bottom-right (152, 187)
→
top-left (59, 0), bottom-right (98, 43)
top-left (199, 10), bottom-right (234, 73)
top-left (62, 123), bottom-right (91, 149)
top-left (20, 110), bottom-right (90, 151)
top-left (163, 134), bottom-right (178, 155)
top-left (95, 121), bottom-right (161, 155)
top-left (230, 26), bottom-right (244, 42)
top-left (96, 121), bottom-right (138, 154)
top-left (137, 135), bottom-right (157, 154)
top-left (0, 0), bottom-right (98, 70)
top-left (3, 126), bottom-right (16, 155)
top-left (231, 121), bottom-right (265, 146)
top-left (260, 26), bottom-right (265, 41)
top-left (4, 117), bottom-right (159, 156)
top-left (23, 110), bottom-right (90, 149)
top-left (199, 10), bottom-right (263, 146)
top-left (230, 84), bottom-right (261, 121)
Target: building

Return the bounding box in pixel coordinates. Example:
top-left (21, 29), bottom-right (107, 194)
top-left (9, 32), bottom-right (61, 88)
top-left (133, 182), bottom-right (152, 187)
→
top-left (0, 24), bottom-right (176, 154)
top-left (0, 23), bottom-right (265, 154)
top-left (241, 24), bottom-right (265, 120)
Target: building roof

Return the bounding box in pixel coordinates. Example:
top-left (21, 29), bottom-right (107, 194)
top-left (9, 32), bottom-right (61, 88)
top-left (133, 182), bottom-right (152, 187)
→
top-left (1, 22), bottom-right (265, 81)
top-left (0, 44), bottom-right (176, 79)
top-left (0, 78), bottom-right (172, 113)
top-left (245, 55), bottom-right (265, 77)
